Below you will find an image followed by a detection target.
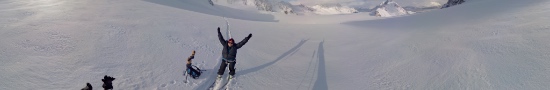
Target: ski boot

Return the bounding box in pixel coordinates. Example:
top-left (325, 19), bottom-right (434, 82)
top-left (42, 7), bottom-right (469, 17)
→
top-left (228, 75), bottom-right (234, 80)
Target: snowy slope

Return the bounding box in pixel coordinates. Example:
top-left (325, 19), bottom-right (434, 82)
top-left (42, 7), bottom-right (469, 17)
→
top-left (1, 0), bottom-right (550, 90)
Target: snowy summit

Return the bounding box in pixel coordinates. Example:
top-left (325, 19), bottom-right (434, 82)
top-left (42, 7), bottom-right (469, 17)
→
top-left (371, 0), bottom-right (413, 17)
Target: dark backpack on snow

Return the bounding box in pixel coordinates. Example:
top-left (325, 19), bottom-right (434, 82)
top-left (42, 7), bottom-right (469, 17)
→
top-left (187, 65), bottom-right (202, 79)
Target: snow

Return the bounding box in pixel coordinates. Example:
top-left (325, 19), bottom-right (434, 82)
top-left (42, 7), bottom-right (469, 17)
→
top-left (308, 4), bottom-right (358, 15)
top-left (1, 0), bottom-right (550, 90)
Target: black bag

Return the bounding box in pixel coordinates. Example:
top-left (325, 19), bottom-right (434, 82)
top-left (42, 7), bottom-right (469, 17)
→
top-left (186, 65), bottom-right (202, 79)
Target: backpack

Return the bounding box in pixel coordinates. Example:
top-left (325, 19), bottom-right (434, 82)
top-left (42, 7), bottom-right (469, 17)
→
top-left (186, 65), bottom-right (202, 79)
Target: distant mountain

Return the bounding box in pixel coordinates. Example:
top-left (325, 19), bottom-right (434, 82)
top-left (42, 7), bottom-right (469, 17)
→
top-left (441, 0), bottom-right (465, 8)
top-left (308, 4), bottom-right (358, 15)
top-left (216, 0), bottom-right (445, 16)
top-left (220, 0), bottom-right (295, 14)
top-left (370, 0), bottom-right (412, 17)
top-left (215, 0), bottom-right (358, 15)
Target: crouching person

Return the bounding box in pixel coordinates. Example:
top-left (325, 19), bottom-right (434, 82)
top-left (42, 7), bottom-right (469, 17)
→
top-left (187, 51), bottom-right (202, 79)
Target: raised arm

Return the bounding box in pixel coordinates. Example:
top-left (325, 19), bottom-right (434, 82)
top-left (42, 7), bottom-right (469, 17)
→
top-left (236, 33), bottom-right (252, 49)
top-left (217, 27), bottom-right (227, 46)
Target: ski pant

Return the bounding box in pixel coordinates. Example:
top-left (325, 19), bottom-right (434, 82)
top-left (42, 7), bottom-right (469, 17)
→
top-left (218, 60), bottom-right (236, 76)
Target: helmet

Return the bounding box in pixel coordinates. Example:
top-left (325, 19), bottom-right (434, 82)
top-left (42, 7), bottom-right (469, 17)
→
top-left (228, 38), bottom-right (234, 43)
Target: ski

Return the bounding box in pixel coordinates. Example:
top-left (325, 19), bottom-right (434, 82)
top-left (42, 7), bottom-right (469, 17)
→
top-left (220, 79), bottom-right (229, 90)
top-left (208, 76), bottom-right (230, 90)
top-left (218, 77), bottom-right (231, 90)
top-left (207, 78), bottom-right (222, 90)
top-left (221, 77), bottom-right (234, 90)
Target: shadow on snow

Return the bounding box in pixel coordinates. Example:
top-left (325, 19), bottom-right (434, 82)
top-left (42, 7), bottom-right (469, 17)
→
top-left (238, 39), bottom-right (308, 76)
top-left (313, 41), bottom-right (328, 90)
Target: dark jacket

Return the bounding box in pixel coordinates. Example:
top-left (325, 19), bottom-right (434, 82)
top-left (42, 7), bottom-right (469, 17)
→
top-left (218, 30), bottom-right (251, 61)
